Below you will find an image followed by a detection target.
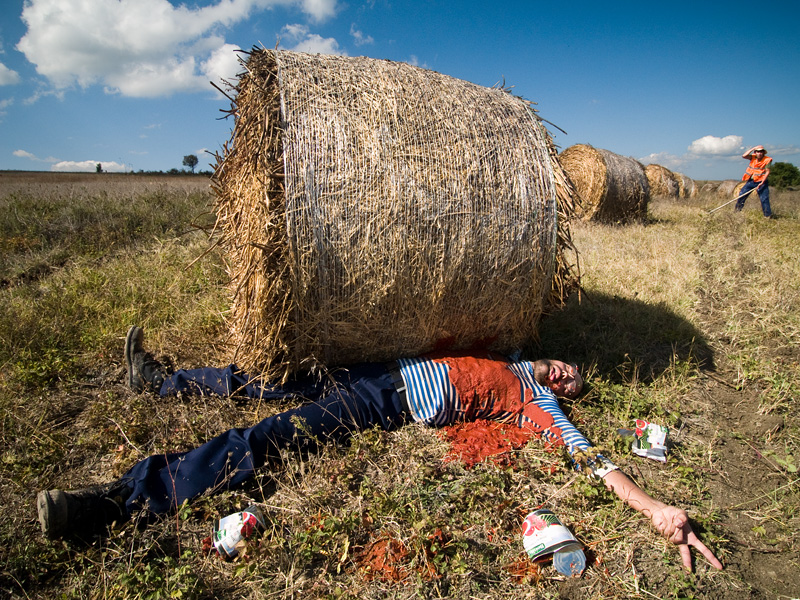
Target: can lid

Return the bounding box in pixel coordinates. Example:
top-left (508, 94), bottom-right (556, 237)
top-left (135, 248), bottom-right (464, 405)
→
top-left (552, 546), bottom-right (586, 577)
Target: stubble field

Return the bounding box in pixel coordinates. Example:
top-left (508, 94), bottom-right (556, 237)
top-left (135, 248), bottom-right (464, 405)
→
top-left (0, 171), bottom-right (798, 599)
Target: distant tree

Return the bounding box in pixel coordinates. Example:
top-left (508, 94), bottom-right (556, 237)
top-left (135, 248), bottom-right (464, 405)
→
top-left (96, 163), bottom-right (102, 173)
top-left (182, 154), bottom-right (199, 173)
top-left (770, 162), bottom-right (800, 188)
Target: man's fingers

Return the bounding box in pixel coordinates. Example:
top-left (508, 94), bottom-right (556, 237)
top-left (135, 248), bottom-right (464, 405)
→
top-left (679, 543), bottom-right (693, 571)
top-left (687, 532), bottom-right (724, 570)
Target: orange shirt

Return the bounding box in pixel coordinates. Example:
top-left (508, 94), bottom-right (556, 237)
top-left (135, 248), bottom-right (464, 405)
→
top-left (743, 155), bottom-right (772, 182)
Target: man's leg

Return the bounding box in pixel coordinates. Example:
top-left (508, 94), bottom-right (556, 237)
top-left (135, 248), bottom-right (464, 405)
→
top-left (38, 363), bottom-right (408, 537)
top-left (126, 326), bottom-right (325, 400)
top-left (735, 180), bottom-right (757, 211)
top-left (160, 364), bottom-right (324, 399)
top-left (757, 182), bottom-right (772, 217)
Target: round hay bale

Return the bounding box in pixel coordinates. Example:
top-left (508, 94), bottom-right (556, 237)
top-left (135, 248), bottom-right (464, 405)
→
top-left (558, 144), bottom-right (650, 223)
top-left (717, 180), bottom-right (739, 198)
top-left (212, 48), bottom-right (578, 380)
top-left (673, 172), bottom-right (697, 199)
top-left (700, 181), bottom-right (721, 196)
top-left (645, 164), bottom-right (679, 198)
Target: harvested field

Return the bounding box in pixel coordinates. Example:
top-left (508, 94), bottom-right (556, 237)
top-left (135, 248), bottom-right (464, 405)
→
top-left (2, 160), bottom-right (799, 600)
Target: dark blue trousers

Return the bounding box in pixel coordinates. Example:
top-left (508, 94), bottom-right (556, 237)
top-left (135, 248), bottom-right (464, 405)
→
top-left (121, 363), bottom-right (407, 517)
top-left (735, 178), bottom-right (772, 217)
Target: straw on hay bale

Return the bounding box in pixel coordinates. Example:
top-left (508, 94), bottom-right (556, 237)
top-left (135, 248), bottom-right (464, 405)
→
top-left (212, 48), bottom-right (578, 380)
top-left (673, 172), bottom-right (697, 199)
top-left (717, 180), bottom-right (739, 198)
top-left (557, 144), bottom-right (650, 223)
top-left (700, 181), bottom-right (720, 196)
top-left (645, 164), bottom-right (679, 198)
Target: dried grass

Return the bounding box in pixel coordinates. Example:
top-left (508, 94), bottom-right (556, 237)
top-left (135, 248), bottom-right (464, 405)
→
top-left (557, 144), bottom-right (650, 223)
top-left (644, 163), bottom-right (679, 198)
top-left (212, 49), bottom-right (578, 380)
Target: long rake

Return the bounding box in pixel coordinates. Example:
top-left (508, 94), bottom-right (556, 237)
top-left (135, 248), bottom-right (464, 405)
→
top-left (707, 185), bottom-right (759, 214)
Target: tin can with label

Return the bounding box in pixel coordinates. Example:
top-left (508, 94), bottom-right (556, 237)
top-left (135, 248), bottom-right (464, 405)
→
top-left (522, 509), bottom-right (586, 577)
top-left (213, 504), bottom-right (265, 559)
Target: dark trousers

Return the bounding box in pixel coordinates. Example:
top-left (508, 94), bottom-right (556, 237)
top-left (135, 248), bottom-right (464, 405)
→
top-left (735, 178), bottom-right (772, 217)
top-left (121, 363), bottom-right (407, 516)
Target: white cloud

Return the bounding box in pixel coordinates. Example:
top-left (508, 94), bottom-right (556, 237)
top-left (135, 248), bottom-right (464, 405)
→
top-left (765, 145), bottom-right (800, 157)
top-left (687, 135), bottom-right (743, 156)
top-left (639, 152), bottom-right (686, 171)
top-left (0, 61), bottom-right (21, 85)
top-left (52, 160), bottom-right (127, 173)
top-left (13, 149), bottom-right (59, 163)
top-left (17, 0), bottom-right (338, 98)
top-left (300, 0), bottom-right (338, 22)
top-left (350, 24), bottom-right (374, 46)
top-left (406, 55), bottom-right (429, 68)
top-left (202, 43), bottom-right (244, 87)
top-left (0, 98), bottom-right (12, 119)
top-left (13, 149), bottom-right (37, 160)
top-left (280, 24), bottom-right (344, 54)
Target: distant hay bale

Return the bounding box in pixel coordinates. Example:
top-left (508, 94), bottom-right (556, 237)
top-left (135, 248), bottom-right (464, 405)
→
top-left (717, 180), bottom-right (739, 198)
top-left (212, 48), bottom-right (578, 380)
top-left (674, 172), bottom-right (697, 199)
top-left (558, 144), bottom-right (650, 223)
top-left (645, 164), bottom-right (679, 198)
top-left (700, 181), bottom-right (720, 196)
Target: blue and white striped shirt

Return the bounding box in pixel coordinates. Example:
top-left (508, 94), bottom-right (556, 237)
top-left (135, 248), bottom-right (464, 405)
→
top-left (396, 353), bottom-right (616, 476)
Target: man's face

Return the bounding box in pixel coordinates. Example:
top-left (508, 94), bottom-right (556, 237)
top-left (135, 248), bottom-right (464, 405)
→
top-left (542, 360), bottom-right (583, 398)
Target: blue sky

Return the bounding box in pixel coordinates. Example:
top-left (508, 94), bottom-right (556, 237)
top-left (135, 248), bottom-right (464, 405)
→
top-left (1, 0), bottom-right (798, 179)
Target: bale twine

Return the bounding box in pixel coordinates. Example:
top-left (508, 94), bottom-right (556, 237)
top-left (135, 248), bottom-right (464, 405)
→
top-left (674, 172), bottom-right (697, 199)
top-left (557, 144), bottom-right (650, 223)
top-left (645, 164), bottom-right (679, 198)
top-left (212, 48), bottom-right (578, 380)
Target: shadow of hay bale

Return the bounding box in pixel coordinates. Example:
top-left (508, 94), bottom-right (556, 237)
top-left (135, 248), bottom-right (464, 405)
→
top-left (532, 292), bottom-right (714, 383)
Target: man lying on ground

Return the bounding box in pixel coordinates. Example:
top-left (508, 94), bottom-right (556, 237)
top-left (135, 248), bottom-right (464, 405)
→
top-left (37, 326), bottom-right (723, 572)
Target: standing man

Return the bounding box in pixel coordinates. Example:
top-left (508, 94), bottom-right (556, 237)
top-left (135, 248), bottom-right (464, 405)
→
top-left (735, 145), bottom-right (773, 217)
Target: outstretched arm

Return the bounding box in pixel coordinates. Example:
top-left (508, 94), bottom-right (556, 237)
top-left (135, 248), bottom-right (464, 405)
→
top-left (602, 469), bottom-right (723, 571)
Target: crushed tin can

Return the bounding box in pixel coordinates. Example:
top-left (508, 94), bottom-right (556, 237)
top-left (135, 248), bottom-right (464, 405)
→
top-left (619, 419), bottom-right (669, 463)
top-left (522, 509), bottom-right (586, 577)
top-left (213, 504), bottom-right (265, 559)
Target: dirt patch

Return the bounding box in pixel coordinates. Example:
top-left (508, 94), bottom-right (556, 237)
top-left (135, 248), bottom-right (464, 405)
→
top-left (691, 376), bottom-right (799, 598)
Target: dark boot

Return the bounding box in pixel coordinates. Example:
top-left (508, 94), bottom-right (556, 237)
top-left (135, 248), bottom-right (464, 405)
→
top-left (125, 326), bottom-right (166, 393)
top-left (37, 481), bottom-right (132, 539)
